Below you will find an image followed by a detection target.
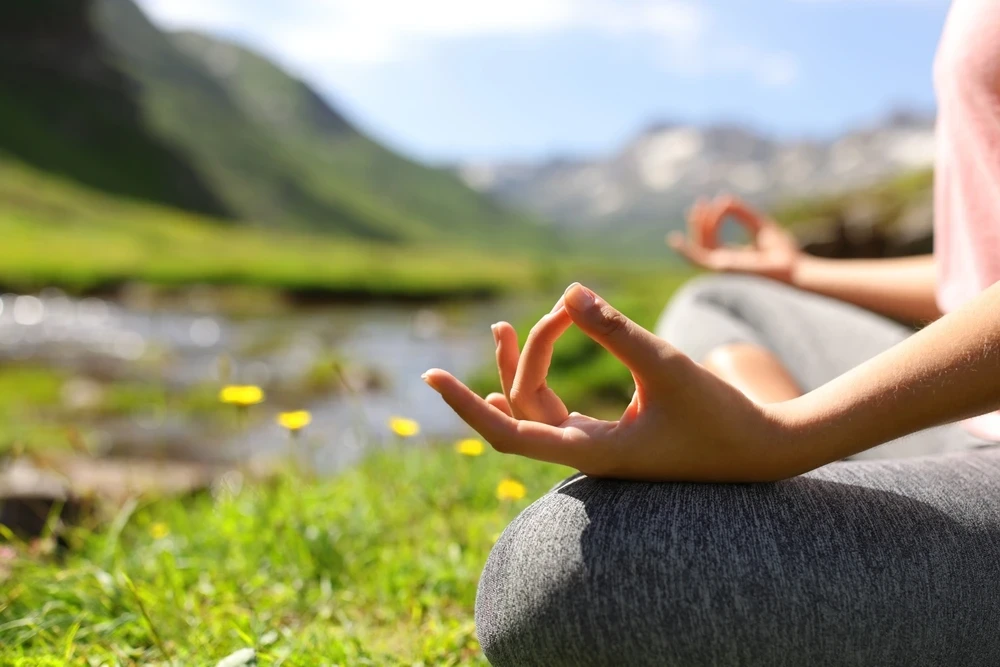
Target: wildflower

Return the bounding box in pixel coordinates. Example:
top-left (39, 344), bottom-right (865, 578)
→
top-left (496, 479), bottom-right (527, 501)
top-left (149, 522), bottom-right (170, 540)
top-left (277, 410), bottom-right (312, 432)
top-left (455, 438), bottom-right (484, 456)
top-left (219, 385), bottom-right (265, 407)
top-left (389, 416), bottom-right (420, 438)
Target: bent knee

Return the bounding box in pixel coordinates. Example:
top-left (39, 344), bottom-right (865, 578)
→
top-left (475, 482), bottom-right (591, 667)
top-left (475, 476), bottom-right (779, 666)
top-left (474, 473), bottom-right (1000, 666)
top-left (654, 274), bottom-right (770, 360)
top-left (655, 274), bottom-right (777, 333)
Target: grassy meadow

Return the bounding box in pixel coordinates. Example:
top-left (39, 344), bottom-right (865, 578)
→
top-left (0, 6), bottom-right (940, 664)
top-left (1, 444), bottom-right (573, 665)
top-left (0, 155), bottom-right (693, 665)
top-left (0, 158), bottom-right (543, 299)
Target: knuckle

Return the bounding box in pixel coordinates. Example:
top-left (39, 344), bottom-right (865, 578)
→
top-left (656, 345), bottom-right (694, 375)
top-left (485, 392), bottom-right (508, 408)
top-left (527, 318), bottom-right (549, 341)
top-left (489, 436), bottom-right (513, 454)
top-left (508, 387), bottom-right (527, 408)
top-left (598, 309), bottom-right (628, 337)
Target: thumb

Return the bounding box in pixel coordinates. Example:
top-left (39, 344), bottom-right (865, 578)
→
top-left (563, 283), bottom-right (672, 383)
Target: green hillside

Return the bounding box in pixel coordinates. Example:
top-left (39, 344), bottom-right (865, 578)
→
top-left (170, 31), bottom-right (549, 246)
top-left (0, 1), bottom-right (231, 218)
top-left (0, 157), bottom-right (539, 298)
top-left (0, 0), bottom-right (552, 249)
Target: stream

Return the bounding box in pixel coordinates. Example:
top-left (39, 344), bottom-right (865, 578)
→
top-left (0, 290), bottom-right (529, 472)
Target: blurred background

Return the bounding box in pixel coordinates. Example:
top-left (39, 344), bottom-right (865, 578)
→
top-left (0, 1), bottom-right (955, 662)
top-left (0, 0), bottom-right (946, 489)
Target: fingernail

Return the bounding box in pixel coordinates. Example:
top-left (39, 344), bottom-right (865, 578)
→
top-left (564, 283), bottom-right (595, 311)
top-left (421, 371), bottom-right (439, 391)
top-left (490, 323), bottom-right (500, 345)
top-left (549, 297), bottom-right (564, 314)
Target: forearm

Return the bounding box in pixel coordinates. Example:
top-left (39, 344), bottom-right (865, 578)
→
top-left (774, 280), bottom-right (1000, 476)
top-left (792, 254), bottom-right (940, 324)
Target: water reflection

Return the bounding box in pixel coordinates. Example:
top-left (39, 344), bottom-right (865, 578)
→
top-left (0, 290), bottom-right (514, 472)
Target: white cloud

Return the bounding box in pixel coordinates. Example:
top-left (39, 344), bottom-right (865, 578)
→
top-left (135, 0), bottom-right (797, 86)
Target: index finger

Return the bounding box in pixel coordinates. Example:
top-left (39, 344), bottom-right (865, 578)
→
top-left (718, 196), bottom-right (766, 232)
top-left (686, 198), bottom-right (717, 250)
top-left (703, 196), bottom-right (765, 245)
top-left (493, 321), bottom-right (519, 401)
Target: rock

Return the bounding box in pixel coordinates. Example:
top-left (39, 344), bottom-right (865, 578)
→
top-left (215, 648), bottom-right (257, 667)
top-left (0, 455), bottom-right (276, 537)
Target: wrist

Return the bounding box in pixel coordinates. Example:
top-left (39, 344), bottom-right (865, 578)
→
top-left (789, 254), bottom-right (822, 290)
top-left (760, 393), bottom-right (843, 478)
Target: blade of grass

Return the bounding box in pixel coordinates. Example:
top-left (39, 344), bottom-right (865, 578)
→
top-left (123, 573), bottom-right (172, 665)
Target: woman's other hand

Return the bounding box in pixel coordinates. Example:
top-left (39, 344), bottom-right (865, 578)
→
top-left (669, 195), bottom-right (800, 284)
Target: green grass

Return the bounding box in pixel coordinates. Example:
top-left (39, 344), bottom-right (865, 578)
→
top-left (0, 362), bottom-right (229, 456)
top-left (0, 157), bottom-right (540, 298)
top-left (0, 445), bottom-right (571, 665)
top-left (0, 366), bottom-right (74, 455)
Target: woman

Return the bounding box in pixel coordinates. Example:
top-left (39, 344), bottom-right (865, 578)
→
top-left (424, 1), bottom-right (1000, 664)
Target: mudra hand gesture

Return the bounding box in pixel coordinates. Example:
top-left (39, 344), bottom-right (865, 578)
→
top-left (669, 195), bottom-right (800, 283)
top-left (422, 283), bottom-right (797, 483)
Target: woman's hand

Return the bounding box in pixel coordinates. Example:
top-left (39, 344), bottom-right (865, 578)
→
top-left (484, 296), bottom-right (571, 426)
top-left (669, 195), bottom-right (801, 284)
top-left (423, 284), bottom-right (799, 482)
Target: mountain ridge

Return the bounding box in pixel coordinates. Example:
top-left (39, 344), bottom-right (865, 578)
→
top-left (458, 111), bottom-right (936, 234)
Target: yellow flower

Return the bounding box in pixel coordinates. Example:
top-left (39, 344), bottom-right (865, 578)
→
top-left (219, 385), bottom-right (265, 407)
top-left (149, 522), bottom-right (170, 540)
top-left (496, 479), bottom-right (527, 501)
top-left (455, 438), bottom-right (484, 456)
top-left (389, 416), bottom-right (420, 438)
top-left (277, 410), bottom-right (312, 432)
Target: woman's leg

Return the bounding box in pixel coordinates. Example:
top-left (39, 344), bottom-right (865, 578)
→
top-left (476, 449), bottom-right (1000, 667)
top-left (654, 274), bottom-right (982, 459)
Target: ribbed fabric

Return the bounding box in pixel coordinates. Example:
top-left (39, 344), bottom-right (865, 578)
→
top-left (476, 275), bottom-right (999, 665)
top-left (477, 452), bottom-right (1000, 666)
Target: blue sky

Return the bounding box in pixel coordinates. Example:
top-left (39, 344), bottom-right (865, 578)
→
top-left (135, 0), bottom-right (951, 163)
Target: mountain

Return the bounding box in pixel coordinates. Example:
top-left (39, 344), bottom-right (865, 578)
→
top-left (0, 1), bottom-right (230, 218)
top-left (0, 0), bottom-right (550, 248)
top-left (458, 113), bottom-right (935, 238)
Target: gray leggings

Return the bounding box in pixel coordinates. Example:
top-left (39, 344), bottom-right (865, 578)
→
top-left (476, 275), bottom-right (1000, 666)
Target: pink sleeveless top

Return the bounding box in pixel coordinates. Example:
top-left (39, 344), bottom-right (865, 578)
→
top-left (933, 0), bottom-right (1000, 441)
